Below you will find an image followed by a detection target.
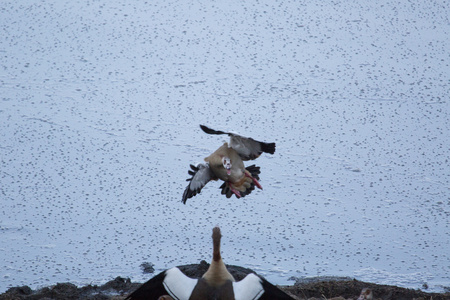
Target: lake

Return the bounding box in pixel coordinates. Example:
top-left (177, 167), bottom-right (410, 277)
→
top-left (1, 0), bottom-right (449, 293)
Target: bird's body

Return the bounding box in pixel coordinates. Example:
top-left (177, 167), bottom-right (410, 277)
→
top-left (182, 125), bottom-right (275, 203)
top-left (205, 143), bottom-right (246, 184)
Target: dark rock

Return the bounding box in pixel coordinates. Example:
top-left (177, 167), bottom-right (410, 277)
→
top-left (1, 263), bottom-right (450, 300)
top-left (284, 278), bottom-right (450, 300)
top-left (100, 277), bottom-right (133, 293)
top-left (4, 286), bottom-right (32, 296)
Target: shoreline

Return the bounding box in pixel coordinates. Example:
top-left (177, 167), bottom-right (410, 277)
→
top-left (2, 277), bottom-right (449, 300)
top-left (1, 263), bottom-right (449, 299)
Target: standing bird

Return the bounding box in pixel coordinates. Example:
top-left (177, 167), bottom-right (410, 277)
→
top-left (124, 227), bottom-right (294, 300)
top-left (182, 125), bottom-right (276, 204)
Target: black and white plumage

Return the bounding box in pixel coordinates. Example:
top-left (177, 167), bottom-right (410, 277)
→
top-left (182, 125), bottom-right (275, 204)
top-left (125, 227), bottom-right (293, 300)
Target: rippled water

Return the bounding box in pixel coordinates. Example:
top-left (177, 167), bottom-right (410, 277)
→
top-left (1, 0), bottom-right (449, 294)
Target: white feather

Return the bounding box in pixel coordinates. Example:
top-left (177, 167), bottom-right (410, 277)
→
top-left (163, 268), bottom-right (198, 300)
top-left (233, 273), bottom-right (264, 300)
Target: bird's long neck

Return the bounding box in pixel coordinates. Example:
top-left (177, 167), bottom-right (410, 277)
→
top-left (202, 227), bottom-right (235, 287)
top-left (212, 227), bottom-right (222, 261)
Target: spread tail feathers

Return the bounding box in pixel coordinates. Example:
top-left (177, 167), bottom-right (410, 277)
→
top-left (245, 164), bottom-right (261, 179)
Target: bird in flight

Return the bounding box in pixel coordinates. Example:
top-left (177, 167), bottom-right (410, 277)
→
top-left (182, 125), bottom-right (275, 204)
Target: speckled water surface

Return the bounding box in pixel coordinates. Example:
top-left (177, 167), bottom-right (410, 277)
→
top-left (1, 0), bottom-right (449, 293)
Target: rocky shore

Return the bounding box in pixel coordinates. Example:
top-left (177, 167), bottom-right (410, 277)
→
top-left (1, 262), bottom-right (449, 300)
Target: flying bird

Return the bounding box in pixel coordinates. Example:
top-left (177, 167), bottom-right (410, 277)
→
top-left (125, 227), bottom-right (293, 300)
top-left (182, 125), bottom-right (276, 204)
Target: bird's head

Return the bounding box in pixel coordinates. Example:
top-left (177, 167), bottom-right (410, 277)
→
top-left (221, 157), bottom-right (232, 175)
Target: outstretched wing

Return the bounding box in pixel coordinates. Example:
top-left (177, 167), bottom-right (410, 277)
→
top-left (233, 273), bottom-right (295, 300)
top-left (182, 163), bottom-right (215, 204)
top-left (229, 135), bottom-right (275, 161)
top-left (125, 268), bottom-right (198, 300)
top-left (200, 124), bottom-right (228, 135)
top-left (233, 273), bottom-right (264, 300)
top-left (124, 270), bottom-right (169, 300)
top-left (200, 125), bottom-right (275, 161)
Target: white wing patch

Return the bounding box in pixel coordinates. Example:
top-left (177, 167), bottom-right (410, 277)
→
top-left (233, 273), bottom-right (264, 300)
top-left (163, 268), bottom-right (198, 300)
